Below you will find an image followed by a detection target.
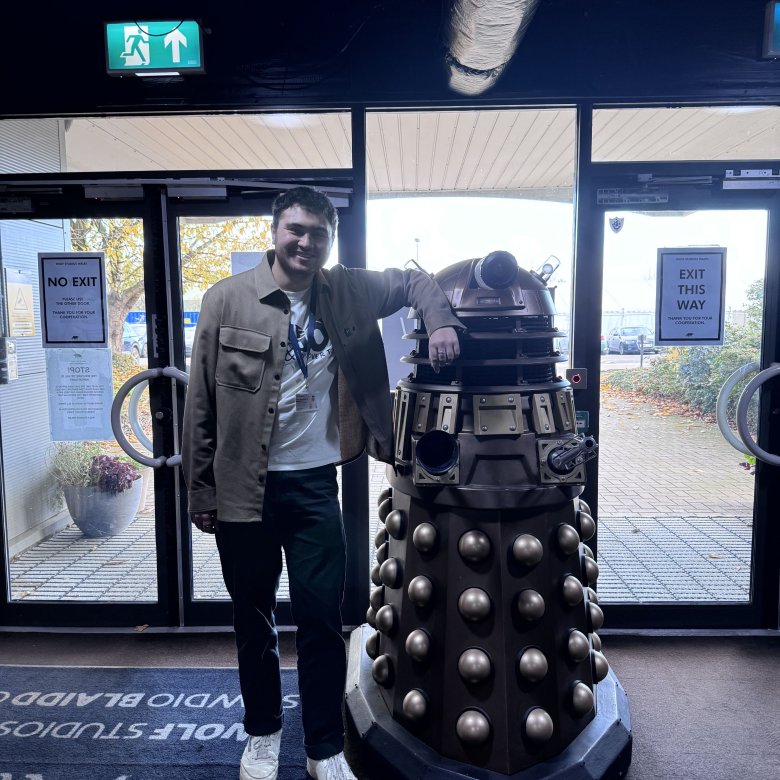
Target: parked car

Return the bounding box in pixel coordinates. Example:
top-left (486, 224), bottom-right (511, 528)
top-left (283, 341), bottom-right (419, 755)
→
top-left (184, 325), bottom-right (196, 357)
top-left (122, 322), bottom-right (147, 359)
top-left (606, 326), bottom-right (658, 354)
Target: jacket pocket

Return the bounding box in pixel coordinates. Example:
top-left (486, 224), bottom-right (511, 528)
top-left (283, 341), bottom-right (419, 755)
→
top-left (216, 327), bottom-right (271, 392)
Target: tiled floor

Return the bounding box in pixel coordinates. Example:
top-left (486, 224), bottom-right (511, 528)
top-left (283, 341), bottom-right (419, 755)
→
top-left (9, 469), bottom-right (754, 606)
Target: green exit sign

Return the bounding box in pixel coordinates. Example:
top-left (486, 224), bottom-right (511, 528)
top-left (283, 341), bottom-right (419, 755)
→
top-left (105, 21), bottom-right (204, 76)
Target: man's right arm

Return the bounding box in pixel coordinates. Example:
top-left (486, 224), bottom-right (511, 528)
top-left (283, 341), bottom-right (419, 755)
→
top-left (182, 286), bottom-right (220, 517)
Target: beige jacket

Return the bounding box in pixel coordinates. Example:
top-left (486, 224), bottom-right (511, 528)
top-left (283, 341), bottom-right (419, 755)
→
top-left (182, 251), bottom-right (462, 521)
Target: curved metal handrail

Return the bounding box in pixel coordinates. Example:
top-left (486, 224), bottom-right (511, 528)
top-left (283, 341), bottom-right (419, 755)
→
top-left (111, 366), bottom-right (189, 468)
top-left (736, 363), bottom-right (780, 467)
top-left (715, 361), bottom-right (760, 456)
top-left (128, 380), bottom-right (154, 453)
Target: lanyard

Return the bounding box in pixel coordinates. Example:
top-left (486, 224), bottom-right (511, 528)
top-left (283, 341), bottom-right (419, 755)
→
top-left (288, 282), bottom-right (318, 382)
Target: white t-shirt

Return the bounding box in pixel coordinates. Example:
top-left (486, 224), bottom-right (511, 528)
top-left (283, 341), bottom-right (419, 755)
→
top-left (267, 287), bottom-right (341, 470)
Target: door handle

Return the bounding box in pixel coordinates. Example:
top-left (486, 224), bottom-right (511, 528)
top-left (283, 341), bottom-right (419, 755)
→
top-left (111, 366), bottom-right (189, 468)
top-left (735, 363), bottom-right (780, 467)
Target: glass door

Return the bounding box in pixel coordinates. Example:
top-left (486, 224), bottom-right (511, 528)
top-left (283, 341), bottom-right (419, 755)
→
top-left (166, 176), bottom-right (363, 628)
top-left (0, 191), bottom-right (174, 627)
top-left (576, 170), bottom-right (780, 628)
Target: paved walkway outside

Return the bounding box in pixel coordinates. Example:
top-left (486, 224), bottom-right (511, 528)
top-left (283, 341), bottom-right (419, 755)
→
top-left (8, 393), bottom-right (756, 605)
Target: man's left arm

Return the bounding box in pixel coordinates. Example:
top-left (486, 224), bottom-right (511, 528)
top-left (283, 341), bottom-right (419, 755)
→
top-left (359, 267), bottom-right (464, 372)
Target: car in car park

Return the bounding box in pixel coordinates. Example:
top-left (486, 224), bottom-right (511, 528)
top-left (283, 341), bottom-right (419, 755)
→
top-left (606, 325), bottom-right (658, 354)
top-left (122, 322), bottom-right (147, 359)
top-left (184, 325), bottom-right (196, 357)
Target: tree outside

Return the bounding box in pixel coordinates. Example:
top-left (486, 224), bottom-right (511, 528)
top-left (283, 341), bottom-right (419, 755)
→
top-left (69, 216), bottom-right (272, 352)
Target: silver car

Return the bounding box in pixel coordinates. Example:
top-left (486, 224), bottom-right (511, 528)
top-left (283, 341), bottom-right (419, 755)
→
top-left (607, 326), bottom-right (658, 354)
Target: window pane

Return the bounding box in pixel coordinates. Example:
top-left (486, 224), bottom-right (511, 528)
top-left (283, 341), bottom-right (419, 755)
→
top-left (593, 106), bottom-right (780, 162)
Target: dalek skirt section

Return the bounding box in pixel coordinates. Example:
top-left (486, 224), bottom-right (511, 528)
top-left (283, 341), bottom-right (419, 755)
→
top-left (347, 253), bottom-right (631, 780)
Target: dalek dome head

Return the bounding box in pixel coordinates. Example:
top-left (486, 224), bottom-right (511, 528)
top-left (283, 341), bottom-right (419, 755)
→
top-left (434, 251), bottom-right (557, 319)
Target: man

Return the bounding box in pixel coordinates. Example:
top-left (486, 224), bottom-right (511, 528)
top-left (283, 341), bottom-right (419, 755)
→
top-left (182, 186), bottom-right (461, 780)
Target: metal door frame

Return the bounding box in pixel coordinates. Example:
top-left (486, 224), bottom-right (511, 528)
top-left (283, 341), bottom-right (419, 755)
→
top-left (572, 151), bottom-right (780, 629)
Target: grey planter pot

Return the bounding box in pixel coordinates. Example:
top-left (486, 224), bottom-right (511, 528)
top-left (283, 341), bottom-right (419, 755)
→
top-left (62, 479), bottom-right (142, 538)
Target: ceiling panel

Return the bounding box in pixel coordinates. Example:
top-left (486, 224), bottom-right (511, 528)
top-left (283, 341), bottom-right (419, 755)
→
top-left (40, 105), bottom-right (778, 201)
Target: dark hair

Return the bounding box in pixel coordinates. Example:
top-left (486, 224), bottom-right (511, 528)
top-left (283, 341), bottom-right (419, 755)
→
top-left (271, 187), bottom-right (338, 234)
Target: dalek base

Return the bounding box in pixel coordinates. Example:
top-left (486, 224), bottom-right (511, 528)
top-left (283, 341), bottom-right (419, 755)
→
top-left (346, 624), bottom-right (632, 780)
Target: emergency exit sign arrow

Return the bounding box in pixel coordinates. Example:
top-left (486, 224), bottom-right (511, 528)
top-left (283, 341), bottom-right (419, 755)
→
top-left (164, 28), bottom-right (187, 63)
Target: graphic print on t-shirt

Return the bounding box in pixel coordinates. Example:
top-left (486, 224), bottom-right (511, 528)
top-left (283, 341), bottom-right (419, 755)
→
top-left (286, 317), bottom-right (332, 369)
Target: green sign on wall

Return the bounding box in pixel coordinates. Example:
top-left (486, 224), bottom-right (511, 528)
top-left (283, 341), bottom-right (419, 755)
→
top-left (105, 21), bottom-right (204, 76)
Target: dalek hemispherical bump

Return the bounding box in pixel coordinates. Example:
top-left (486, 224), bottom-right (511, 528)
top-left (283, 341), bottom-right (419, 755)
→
top-left (518, 647), bottom-right (548, 682)
top-left (458, 587), bottom-right (492, 621)
top-left (374, 526), bottom-right (387, 549)
top-left (578, 498), bottom-right (591, 516)
top-left (405, 629), bottom-right (432, 662)
top-left (402, 689), bottom-right (428, 722)
top-left (376, 604), bottom-right (398, 635)
top-left (370, 563), bottom-right (382, 587)
top-left (588, 601), bottom-right (605, 632)
top-left (376, 541), bottom-right (389, 564)
top-left (516, 589), bottom-right (545, 621)
top-left (512, 534), bottom-right (544, 566)
top-left (366, 607), bottom-right (377, 628)
top-left (407, 575), bottom-right (434, 607)
top-left (581, 543), bottom-right (594, 559)
top-left (456, 709), bottom-right (492, 746)
top-left (369, 586), bottom-right (384, 611)
top-left (562, 575), bottom-right (585, 606)
top-left (385, 509), bottom-right (407, 539)
top-left (571, 681), bottom-right (595, 716)
top-left (377, 487), bottom-right (392, 506)
top-left (578, 511), bottom-right (596, 541)
top-left (412, 522), bottom-right (438, 553)
top-left (458, 647), bottom-right (492, 683)
top-left (378, 497), bottom-right (393, 522)
top-left (364, 630), bottom-right (381, 660)
top-left (568, 629), bottom-right (591, 663)
top-left (587, 586), bottom-right (599, 604)
top-left (379, 558), bottom-right (403, 589)
top-left (372, 654), bottom-right (394, 687)
top-left (524, 708), bottom-right (554, 743)
top-left (583, 556), bottom-right (600, 586)
top-left (557, 523), bottom-right (581, 555)
top-left (592, 650), bottom-right (609, 682)
top-left (590, 632), bottom-right (602, 651)
top-left (458, 530), bottom-right (491, 563)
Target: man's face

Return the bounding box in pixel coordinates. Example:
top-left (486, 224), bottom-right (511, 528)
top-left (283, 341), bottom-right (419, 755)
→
top-left (271, 205), bottom-right (333, 283)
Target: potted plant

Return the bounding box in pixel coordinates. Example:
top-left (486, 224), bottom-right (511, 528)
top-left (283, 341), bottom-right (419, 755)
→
top-left (49, 441), bottom-right (143, 537)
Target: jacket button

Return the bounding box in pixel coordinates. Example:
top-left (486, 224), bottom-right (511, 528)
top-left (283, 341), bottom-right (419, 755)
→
top-left (261, 444), bottom-right (267, 451)
top-left (274, 374), bottom-right (281, 380)
top-left (283, 309), bottom-right (289, 315)
top-left (280, 341), bottom-right (286, 347)
top-left (268, 407), bottom-right (275, 414)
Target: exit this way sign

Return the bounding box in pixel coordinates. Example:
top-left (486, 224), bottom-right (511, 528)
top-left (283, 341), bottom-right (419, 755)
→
top-left (105, 21), bottom-right (204, 76)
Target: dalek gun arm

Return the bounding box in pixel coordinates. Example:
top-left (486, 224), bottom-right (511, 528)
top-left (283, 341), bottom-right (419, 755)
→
top-left (547, 435), bottom-right (598, 474)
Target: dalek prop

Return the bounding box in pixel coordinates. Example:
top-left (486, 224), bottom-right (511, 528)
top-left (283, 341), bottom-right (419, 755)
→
top-left (346, 252), bottom-right (632, 779)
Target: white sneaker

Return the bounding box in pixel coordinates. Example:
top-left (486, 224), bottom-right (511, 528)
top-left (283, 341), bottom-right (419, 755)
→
top-left (306, 751), bottom-right (357, 779)
top-left (240, 729), bottom-right (282, 780)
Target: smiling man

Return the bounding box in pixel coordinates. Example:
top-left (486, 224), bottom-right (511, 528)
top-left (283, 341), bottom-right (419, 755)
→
top-left (182, 187), bottom-right (461, 780)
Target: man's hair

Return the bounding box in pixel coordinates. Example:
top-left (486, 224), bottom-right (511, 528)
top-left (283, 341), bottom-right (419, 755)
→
top-left (271, 187), bottom-right (339, 234)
